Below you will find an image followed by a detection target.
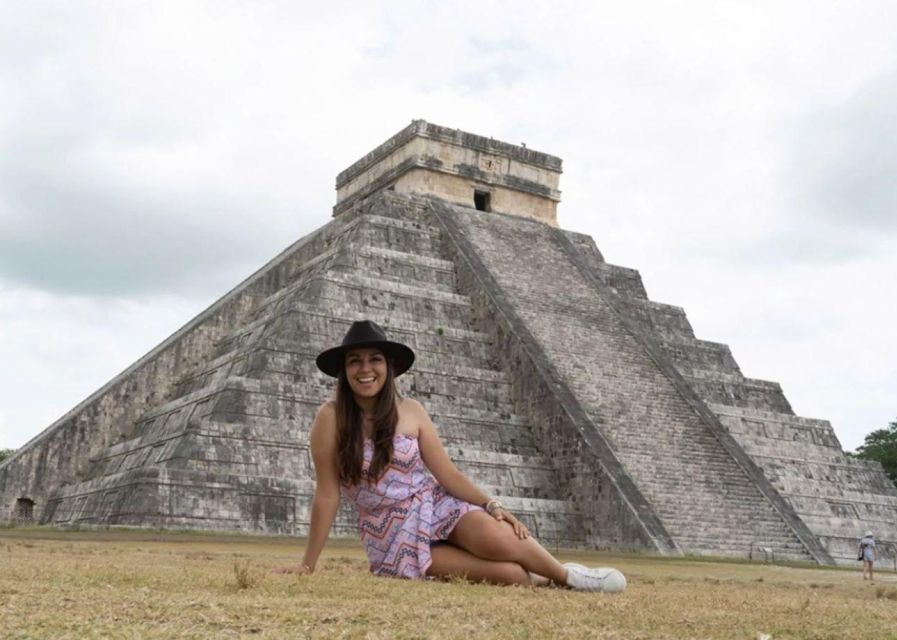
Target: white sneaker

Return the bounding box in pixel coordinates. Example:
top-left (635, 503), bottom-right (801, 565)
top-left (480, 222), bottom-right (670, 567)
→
top-left (563, 562), bottom-right (627, 593)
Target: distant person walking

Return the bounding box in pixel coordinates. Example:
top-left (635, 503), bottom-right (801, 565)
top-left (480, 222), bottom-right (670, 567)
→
top-left (859, 531), bottom-right (875, 580)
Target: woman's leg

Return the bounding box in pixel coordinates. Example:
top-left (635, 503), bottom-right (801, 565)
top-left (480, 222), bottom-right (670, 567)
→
top-left (427, 542), bottom-right (531, 585)
top-left (447, 510), bottom-right (568, 585)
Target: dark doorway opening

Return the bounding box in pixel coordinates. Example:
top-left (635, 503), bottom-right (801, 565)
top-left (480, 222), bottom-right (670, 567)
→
top-left (474, 190), bottom-right (491, 212)
top-left (15, 498), bottom-right (35, 524)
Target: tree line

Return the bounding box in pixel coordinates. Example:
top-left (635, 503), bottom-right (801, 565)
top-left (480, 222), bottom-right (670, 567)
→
top-left (851, 418), bottom-right (897, 487)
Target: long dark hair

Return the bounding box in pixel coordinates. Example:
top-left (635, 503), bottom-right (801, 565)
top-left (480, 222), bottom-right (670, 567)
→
top-left (335, 353), bottom-right (399, 486)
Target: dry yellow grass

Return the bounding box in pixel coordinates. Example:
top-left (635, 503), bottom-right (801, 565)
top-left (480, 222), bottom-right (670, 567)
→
top-left (1, 528), bottom-right (895, 639)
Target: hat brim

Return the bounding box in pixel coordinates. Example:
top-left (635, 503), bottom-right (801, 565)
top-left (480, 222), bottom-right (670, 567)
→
top-left (315, 340), bottom-right (415, 378)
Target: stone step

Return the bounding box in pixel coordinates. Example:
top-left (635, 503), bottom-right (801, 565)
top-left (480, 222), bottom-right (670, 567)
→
top-left (659, 337), bottom-right (742, 377)
top-left (605, 429), bottom-right (734, 449)
top-left (333, 243), bottom-right (457, 292)
top-left (166, 433), bottom-right (560, 498)
top-left (591, 262), bottom-right (649, 300)
top-left (734, 436), bottom-right (848, 465)
top-left (652, 498), bottom-right (787, 522)
top-left (225, 207), bottom-right (439, 302)
top-left (669, 527), bottom-right (806, 551)
top-left (173, 343), bottom-right (515, 411)
top-left (673, 535), bottom-right (811, 559)
top-left (172, 355), bottom-right (518, 417)
top-left (677, 539), bottom-right (812, 556)
top-left (708, 403), bottom-right (834, 430)
top-left (646, 490), bottom-right (786, 513)
top-left (613, 297), bottom-right (696, 341)
top-left (796, 514), bottom-right (897, 537)
top-left (353, 213), bottom-right (444, 255)
top-left (635, 476), bottom-right (783, 501)
top-left (255, 266), bottom-right (472, 321)
top-left (670, 527), bottom-right (807, 547)
top-left (627, 469), bottom-right (771, 491)
top-left (102, 411), bottom-right (542, 471)
top-left (225, 271), bottom-right (476, 338)
top-left (709, 404), bottom-right (841, 449)
top-left (134, 390), bottom-right (537, 448)
top-left (612, 461), bottom-right (758, 494)
top-left (319, 270), bottom-right (472, 316)
top-left (682, 373), bottom-right (793, 413)
top-left (619, 449), bottom-right (760, 469)
top-left (612, 445), bottom-right (754, 471)
top-left (83, 440), bottom-right (559, 503)
top-left (212, 303), bottom-right (494, 365)
top-left (438, 435), bottom-right (540, 458)
top-left (255, 351), bottom-right (513, 401)
top-left (159, 376), bottom-right (531, 431)
top-left (774, 479), bottom-right (897, 504)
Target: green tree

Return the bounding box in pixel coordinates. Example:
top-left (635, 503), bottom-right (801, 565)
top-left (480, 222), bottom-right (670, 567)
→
top-left (0, 448), bottom-right (15, 464)
top-left (854, 419), bottom-right (897, 487)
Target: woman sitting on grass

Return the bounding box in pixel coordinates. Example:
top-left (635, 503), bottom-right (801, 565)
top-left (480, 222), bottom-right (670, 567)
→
top-left (277, 320), bottom-right (626, 592)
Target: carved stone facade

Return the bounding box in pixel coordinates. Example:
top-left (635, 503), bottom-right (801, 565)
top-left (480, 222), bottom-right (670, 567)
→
top-left (1, 123), bottom-right (893, 565)
top-left (335, 120), bottom-right (561, 225)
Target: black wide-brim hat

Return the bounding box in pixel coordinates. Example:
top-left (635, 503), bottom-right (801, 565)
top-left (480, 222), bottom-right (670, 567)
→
top-left (315, 320), bottom-right (415, 378)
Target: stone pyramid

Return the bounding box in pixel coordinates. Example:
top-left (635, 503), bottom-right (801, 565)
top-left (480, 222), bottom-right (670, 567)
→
top-left (2, 120), bottom-right (894, 565)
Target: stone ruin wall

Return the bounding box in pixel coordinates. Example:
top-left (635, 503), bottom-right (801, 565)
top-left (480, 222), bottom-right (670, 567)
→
top-left (334, 120), bottom-right (561, 225)
top-left (0, 212), bottom-right (356, 524)
top-left (2, 186), bottom-right (893, 567)
top-left (6, 195), bottom-right (589, 547)
top-left (563, 223), bottom-right (897, 565)
top-left (427, 198), bottom-right (825, 563)
top-left (429, 199), bottom-right (674, 552)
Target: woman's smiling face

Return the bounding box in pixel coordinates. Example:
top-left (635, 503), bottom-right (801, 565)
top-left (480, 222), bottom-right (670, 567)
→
top-left (344, 347), bottom-right (388, 400)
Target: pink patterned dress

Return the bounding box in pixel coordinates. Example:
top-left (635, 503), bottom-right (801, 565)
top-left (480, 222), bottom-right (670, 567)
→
top-left (341, 433), bottom-right (483, 578)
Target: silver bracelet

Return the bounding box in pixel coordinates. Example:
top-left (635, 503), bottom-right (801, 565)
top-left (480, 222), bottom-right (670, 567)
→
top-left (484, 499), bottom-right (504, 515)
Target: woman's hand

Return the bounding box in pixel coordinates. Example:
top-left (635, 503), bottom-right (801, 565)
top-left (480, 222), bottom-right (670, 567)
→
top-left (272, 563), bottom-right (314, 575)
top-left (492, 508), bottom-right (529, 539)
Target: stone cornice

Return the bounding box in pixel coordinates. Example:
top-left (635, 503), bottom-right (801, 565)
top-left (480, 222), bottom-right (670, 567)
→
top-left (335, 119), bottom-right (563, 188)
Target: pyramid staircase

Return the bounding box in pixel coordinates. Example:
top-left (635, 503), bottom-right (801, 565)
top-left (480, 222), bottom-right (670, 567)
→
top-left (15, 189), bottom-right (894, 564)
top-left (570, 223), bottom-right (897, 565)
top-left (8, 113), bottom-right (892, 565)
top-left (39, 196), bottom-right (585, 546)
top-left (428, 199), bottom-right (827, 562)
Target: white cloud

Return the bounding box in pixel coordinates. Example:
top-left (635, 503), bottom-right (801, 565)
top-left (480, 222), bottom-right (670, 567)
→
top-left (0, 283), bottom-right (207, 446)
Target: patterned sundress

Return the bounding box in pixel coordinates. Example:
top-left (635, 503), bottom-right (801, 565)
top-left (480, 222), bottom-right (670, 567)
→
top-left (341, 433), bottom-right (483, 578)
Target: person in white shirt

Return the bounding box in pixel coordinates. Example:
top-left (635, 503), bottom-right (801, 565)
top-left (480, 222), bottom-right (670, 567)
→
top-left (859, 531), bottom-right (875, 580)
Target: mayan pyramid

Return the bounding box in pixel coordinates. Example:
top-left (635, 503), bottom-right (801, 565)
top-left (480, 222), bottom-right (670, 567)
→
top-left (2, 120), bottom-right (894, 565)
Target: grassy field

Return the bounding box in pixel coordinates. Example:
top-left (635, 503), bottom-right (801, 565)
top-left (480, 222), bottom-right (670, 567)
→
top-left (1, 528), bottom-right (895, 639)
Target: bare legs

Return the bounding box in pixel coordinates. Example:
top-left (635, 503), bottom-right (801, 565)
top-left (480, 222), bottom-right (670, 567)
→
top-left (427, 543), bottom-right (532, 585)
top-left (863, 559), bottom-right (874, 581)
top-left (426, 511), bottom-right (568, 586)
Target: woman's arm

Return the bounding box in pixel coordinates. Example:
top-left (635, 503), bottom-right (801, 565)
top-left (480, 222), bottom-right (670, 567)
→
top-left (414, 399), bottom-right (529, 538)
top-left (275, 403), bottom-right (341, 573)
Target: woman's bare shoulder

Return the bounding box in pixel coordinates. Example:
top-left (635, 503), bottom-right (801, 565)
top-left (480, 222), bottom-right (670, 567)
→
top-left (398, 397), bottom-right (433, 437)
top-left (398, 397), bottom-right (429, 421)
top-left (399, 397), bottom-right (426, 413)
top-left (317, 400), bottom-right (337, 417)
top-left (310, 402), bottom-right (338, 446)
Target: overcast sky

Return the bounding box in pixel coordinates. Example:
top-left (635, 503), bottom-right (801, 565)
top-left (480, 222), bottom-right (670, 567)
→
top-left (1, 1), bottom-right (895, 452)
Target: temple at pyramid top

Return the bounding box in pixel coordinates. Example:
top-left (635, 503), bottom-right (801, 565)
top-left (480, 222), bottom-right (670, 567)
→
top-left (334, 119), bottom-right (563, 225)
